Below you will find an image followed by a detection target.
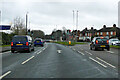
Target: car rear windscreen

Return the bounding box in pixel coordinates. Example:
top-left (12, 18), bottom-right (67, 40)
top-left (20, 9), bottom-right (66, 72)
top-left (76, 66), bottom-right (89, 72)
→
top-left (97, 38), bottom-right (108, 41)
top-left (12, 37), bottom-right (27, 42)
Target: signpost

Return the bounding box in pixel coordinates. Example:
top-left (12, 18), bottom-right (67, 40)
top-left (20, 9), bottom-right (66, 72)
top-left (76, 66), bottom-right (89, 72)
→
top-left (0, 25), bottom-right (11, 30)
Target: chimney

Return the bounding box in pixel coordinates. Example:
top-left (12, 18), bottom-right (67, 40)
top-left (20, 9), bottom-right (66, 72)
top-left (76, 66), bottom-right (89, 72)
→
top-left (103, 25), bottom-right (106, 28)
top-left (113, 24), bottom-right (116, 27)
top-left (91, 27), bottom-right (93, 30)
top-left (85, 27), bottom-right (87, 30)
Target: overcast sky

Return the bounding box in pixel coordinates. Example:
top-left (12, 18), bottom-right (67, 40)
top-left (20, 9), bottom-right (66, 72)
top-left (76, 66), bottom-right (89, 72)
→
top-left (0, 0), bottom-right (119, 34)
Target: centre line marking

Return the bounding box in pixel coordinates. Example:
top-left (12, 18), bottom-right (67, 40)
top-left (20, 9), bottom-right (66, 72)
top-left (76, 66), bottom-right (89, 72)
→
top-left (78, 51), bottom-right (84, 55)
top-left (96, 57), bottom-right (116, 68)
top-left (0, 71), bottom-right (11, 79)
top-left (37, 51), bottom-right (42, 54)
top-left (22, 56), bottom-right (34, 64)
top-left (85, 51), bottom-right (92, 55)
top-left (89, 57), bottom-right (107, 68)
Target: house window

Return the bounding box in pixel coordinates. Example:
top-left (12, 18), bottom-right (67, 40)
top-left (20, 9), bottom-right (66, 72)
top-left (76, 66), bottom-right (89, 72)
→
top-left (111, 32), bottom-right (113, 35)
top-left (100, 32), bottom-right (103, 35)
top-left (85, 33), bottom-right (87, 36)
top-left (106, 32), bottom-right (109, 35)
top-left (97, 32), bottom-right (99, 35)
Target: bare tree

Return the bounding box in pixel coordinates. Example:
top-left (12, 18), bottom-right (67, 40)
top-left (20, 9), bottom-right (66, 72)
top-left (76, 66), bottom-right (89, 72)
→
top-left (11, 17), bottom-right (26, 35)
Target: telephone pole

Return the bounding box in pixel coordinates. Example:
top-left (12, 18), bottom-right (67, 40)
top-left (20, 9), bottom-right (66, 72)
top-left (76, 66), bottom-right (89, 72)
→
top-left (26, 12), bottom-right (28, 35)
top-left (76, 10), bottom-right (79, 30)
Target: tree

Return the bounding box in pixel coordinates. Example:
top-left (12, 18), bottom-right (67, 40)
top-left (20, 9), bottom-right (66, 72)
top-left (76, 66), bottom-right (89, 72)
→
top-left (11, 17), bottom-right (26, 35)
top-left (32, 30), bottom-right (45, 39)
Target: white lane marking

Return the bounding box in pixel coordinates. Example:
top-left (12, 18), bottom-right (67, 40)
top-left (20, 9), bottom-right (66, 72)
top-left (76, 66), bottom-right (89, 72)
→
top-left (0, 71), bottom-right (11, 79)
top-left (57, 50), bottom-right (62, 54)
top-left (107, 51), bottom-right (114, 54)
top-left (96, 57), bottom-right (116, 68)
top-left (22, 56), bottom-right (34, 64)
top-left (78, 51), bottom-right (84, 55)
top-left (80, 48), bottom-right (83, 50)
top-left (89, 57), bottom-right (107, 68)
top-left (85, 51), bottom-right (92, 55)
top-left (43, 48), bottom-right (46, 51)
top-left (73, 48), bottom-right (75, 51)
top-left (37, 51), bottom-right (42, 54)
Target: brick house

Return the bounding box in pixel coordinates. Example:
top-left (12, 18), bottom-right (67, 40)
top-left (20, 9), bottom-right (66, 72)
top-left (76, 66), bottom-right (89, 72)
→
top-left (95, 24), bottom-right (120, 39)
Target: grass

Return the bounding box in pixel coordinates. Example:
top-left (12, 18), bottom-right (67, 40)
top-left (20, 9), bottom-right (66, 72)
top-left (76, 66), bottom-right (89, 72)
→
top-left (0, 45), bottom-right (11, 47)
top-left (110, 45), bottom-right (120, 49)
top-left (54, 41), bottom-right (87, 46)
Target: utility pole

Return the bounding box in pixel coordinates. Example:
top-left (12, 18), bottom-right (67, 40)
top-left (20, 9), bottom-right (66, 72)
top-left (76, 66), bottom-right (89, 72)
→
top-left (26, 12), bottom-right (28, 35)
top-left (73, 10), bottom-right (75, 30)
top-left (0, 10), bottom-right (1, 25)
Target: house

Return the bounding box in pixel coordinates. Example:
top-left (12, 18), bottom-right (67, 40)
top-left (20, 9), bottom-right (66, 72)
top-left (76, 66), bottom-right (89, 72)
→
top-left (95, 24), bottom-right (120, 39)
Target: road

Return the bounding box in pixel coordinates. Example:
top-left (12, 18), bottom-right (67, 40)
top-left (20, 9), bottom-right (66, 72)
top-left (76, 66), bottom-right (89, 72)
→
top-left (1, 43), bottom-right (119, 79)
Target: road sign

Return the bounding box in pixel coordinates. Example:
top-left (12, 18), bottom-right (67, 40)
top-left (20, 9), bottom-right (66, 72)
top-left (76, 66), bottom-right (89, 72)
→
top-left (0, 25), bottom-right (11, 30)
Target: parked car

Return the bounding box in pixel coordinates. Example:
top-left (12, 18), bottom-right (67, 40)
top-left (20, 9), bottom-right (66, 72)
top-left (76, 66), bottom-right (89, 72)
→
top-left (90, 37), bottom-right (110, 51)
top-left (109, 38), bottom-right (120, 46)
top-left (34, 38), bottom-right (44, 47)
top-left (11, 35), bottom-right (34, 53)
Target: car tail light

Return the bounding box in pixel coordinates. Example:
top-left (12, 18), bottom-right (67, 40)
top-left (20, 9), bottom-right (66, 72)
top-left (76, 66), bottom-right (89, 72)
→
top-left (96, 40), bottom-right (98, 44)
top-left (26, 42), bottom-right (29, 46)
top-left (11, 42), bottom-right (13, 46)
top-left (107, 40), bottom-right (109, 44)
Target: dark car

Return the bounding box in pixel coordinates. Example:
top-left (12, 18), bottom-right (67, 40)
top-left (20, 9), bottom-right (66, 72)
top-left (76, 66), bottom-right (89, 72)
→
top-left (34, 38), bottom-right (44, 47)
top-left (90, 37), bottom-right (110, 51)
top-left (11, 35), bottom-right (34, 53)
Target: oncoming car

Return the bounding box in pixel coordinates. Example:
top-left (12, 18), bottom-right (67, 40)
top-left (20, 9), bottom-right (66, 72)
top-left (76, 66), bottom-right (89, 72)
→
top-left (11, 35), bottom-right (34, 53)
top-left (90, 37), bottom-right (110, 51)
top-left (34, 38), bottom-right (44, 47)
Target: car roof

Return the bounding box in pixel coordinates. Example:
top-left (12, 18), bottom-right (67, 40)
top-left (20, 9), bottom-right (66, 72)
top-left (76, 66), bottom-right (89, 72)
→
top-left (14, 35), bottom-right (30, 37)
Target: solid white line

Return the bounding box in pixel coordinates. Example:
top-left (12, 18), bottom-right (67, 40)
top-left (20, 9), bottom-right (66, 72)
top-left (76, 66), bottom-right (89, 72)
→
top-left (78, 51), bottom-right (84, 55)
top-left (0, 71), bottom-right (11, 79)
top-left (96, 57), bottom-right (116, 68)
top-left (85, 51), bottom-right (92, 55)
top-left (37, 51), bottom-right (42, 54)
top-left (89, 57), bottom-right (107, 68)
top-left (0, 51), bottom-right (11, 54)
top-left (22, 56), bottom-right (34, 64)
top-left (107, 51), bottom-right (114, 54)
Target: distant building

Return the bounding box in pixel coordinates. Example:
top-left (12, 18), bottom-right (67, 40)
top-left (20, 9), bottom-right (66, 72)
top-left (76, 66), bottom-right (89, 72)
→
top-left (95, 24), bottom-right (120, 39)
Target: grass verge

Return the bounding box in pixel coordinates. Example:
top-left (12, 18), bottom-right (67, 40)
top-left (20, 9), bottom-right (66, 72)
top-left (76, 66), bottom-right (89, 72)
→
top-left (0, 45), bottom-right (10, 47)
top-left (110, 45), bottom-right (120, 49)
top-left (54, 41), bottom-right (87, 46)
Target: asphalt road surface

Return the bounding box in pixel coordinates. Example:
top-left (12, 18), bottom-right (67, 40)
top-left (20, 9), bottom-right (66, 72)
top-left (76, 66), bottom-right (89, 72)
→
top-left (1, 43), bottom-right (119, 79)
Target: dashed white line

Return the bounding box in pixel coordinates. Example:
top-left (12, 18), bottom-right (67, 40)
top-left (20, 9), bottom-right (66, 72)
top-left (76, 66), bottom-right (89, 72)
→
top-left (22, 56), bottom-right (34, 64)
top-left (78, 51), bottom-right (85, 55)
top-left (81, 49), bottom-right (83, 50)
top-left (96, 57), bottom-right (116, 68)
top-left (89, 57), bottom-right (107, 68)
top-left (73, 48), bottom-right (75, 51)
top-left (85, 51), bottom-right (92, 55)
top-left (0, 71), bottom-right (11, 79)
top-left (57, 50), bottom-right (62, 54)
top-left (107, 51), bottom-right (114, 54)
top-left (37, 51), bottom-right (42, 54)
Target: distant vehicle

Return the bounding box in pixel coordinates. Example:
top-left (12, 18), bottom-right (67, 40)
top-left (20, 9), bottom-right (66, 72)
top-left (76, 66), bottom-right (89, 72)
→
top-left (90, 37), bottom-right (110, 51)
top-left (11, 35), bottom-right (34, 53)
top-left (109, 38), bottom-right (120, 46)
top-left (34, 38), bottom-right (44, 47)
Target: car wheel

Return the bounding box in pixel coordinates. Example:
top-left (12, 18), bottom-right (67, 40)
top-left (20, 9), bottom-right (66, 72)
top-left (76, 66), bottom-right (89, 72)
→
top-left (90, 46), bottom-right (92, 50)
top-left (11, 50), bottom-right (14, 53)
top-left (32, 47), bottom-right (34, 51)
top-left (112, 43), bottom-right (113, 45)
top-left (107, 48), bottom-right (110, 51)
top-left (94, 46), bottom-right (97, 51)
top-left (102, 48), bottom-right (104, 51)
top-left (27, 48), bottom-right (31, 53)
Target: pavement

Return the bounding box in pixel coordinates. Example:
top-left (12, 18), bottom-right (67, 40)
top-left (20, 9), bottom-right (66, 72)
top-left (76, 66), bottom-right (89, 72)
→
top-left (1, 43), bottom-right (119, 79)
top-left (0, 46), bottom-right (11, 53)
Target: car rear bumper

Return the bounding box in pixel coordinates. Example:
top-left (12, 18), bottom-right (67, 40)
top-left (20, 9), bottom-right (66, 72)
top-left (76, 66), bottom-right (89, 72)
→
top-left (95, 44), bottom-right (110, 49)
top-left (11, 46), bottom-right (29, 51)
